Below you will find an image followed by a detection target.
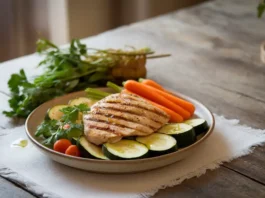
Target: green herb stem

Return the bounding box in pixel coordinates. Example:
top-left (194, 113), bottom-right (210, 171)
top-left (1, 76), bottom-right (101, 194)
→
top-left (85, 88), bottom-right (110, 98)
top-left (106, 81), bottom-right (123, 93)
top-left (146, 54), bottom-right (171, 59)
top-left (61, 69), bottom-right (97, 82)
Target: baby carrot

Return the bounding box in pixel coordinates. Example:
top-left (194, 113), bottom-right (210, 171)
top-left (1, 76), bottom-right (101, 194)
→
top-left (124, 80), bottom-right (191, 119)
top-left (150, 87), bottom-right (195, 114)
top-left (122, 89), bottom-right (183, 122)
top-left (139, 79), bottom-right (195, 114)
top-left (148, 101), bottom-right (183, 122)
top-left (139, 78), bottom-right (165, 91)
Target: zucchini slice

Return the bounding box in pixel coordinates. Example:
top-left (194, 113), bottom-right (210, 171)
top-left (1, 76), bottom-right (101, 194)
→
top-left (136, 133), bottom-right (177, 156)
top-left (158, 123), bottom-right (196, 148)
top-left (69, 97), bottom-right (97, 107)
top-left (102, 140), bottom-right (149, 160)
top-left (185, 118), bottom-right (208, 135)
top-left (47, 105), bottom-right (68, 120)
top-left (196, 132), bottom-right (206, 141)
top-left (76, 136), bottom-right (108, 160)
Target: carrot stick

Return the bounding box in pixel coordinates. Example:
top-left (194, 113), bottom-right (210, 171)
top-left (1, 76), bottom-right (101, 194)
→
top-left (122, 89), bottom-right (183, 122)
top-left (124, 80), bottom-right (191, 119)
top-left (139, 78), bottom-right (165, 91)
top-left (146, 101), bottom-right (183, 122)
top-left (150, 87), bottom-right (195, 114)
top-left (139, 79), bottom-right (195, 114)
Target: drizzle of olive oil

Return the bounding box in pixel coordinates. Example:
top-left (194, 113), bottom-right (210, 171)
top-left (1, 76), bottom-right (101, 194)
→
top-left (11, 138), bottom-right (28, 148)
top-left (144, 137), bottom-right (167, 150)
top-left (109, 141), bottom-right (140, 154)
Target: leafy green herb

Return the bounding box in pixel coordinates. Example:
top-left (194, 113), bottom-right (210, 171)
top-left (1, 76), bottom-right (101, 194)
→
top-left (35, 119), bottom-right (59, 138)
top-left (4, 39), bottom-right (103, 118)
top-left (65, 123), bottom-right (83, 139)
top-left (35, 104), bottom-right (90, 147)
top-left (36, 39), bottom-right (58, 53)
top-left (60, 104), bottom-right (90, 122)
top-left (35, 119), bottom-right (62, 147)
top-left (3, 38), bottom-right (167, 118)
top-left (258, 1), bottom-right (265, 18)
top-left (3, 69), bottom-right (66, 117)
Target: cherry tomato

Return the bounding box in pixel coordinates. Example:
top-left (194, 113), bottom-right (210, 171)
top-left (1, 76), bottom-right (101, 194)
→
top-left (65, 145), bottom-right (80, 157)
top-left (53, 139), bottom-right (72, 153)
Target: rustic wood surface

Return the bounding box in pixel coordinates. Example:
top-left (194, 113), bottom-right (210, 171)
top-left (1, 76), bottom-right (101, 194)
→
top-left (0, 176), bottom-right (36, 198)
top-left (0, 0), bottom-right (265, 197)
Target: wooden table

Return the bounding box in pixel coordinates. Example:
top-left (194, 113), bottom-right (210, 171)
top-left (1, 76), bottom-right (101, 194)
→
top-left (1, 0), bottom-right (265, 197)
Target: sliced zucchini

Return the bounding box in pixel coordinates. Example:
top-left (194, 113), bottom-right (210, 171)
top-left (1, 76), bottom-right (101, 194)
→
top-left (75, 136), bottom-right (108, 160)
top-left (185, 118), bottom-right (208, 135)
top-left (69, 97), bottom-right (97, 107)
top-left (136, 133), bottom-right (177, 156)
top-left (47, 105), bottom-right (68, 120)
top-left (158, 123), bottom-right (196, 148)
top-left (196, 132), bottom-right (206, 141)
top-left (102, 140), bottom-right (149, 160)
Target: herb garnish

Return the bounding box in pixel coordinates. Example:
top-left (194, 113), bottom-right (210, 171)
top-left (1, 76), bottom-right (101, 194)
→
top-left (35, 104), bottom-right (89, 147)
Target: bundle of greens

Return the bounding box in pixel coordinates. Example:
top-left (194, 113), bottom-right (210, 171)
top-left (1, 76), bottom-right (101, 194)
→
top-left (3, 39), bottom-right (168, 118)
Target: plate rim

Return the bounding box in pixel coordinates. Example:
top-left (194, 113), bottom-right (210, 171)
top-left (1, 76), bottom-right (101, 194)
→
top-left (25, 89), bottom-right (215, 164)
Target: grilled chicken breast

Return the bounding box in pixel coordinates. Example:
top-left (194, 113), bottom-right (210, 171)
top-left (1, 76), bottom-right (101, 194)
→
top-left (83, 93), bottom-right (169, 145)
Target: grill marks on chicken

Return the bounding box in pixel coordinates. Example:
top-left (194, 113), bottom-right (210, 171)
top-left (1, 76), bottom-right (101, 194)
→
top-left (83, 93), bottom-right (169, 145)
top-left (91, 108), bottom-right (162, 129)
top-left (102, 94), bottom-right (168, 116)
top-left (85, 114), bottom-right (153, 134)
top-left (94, 103), bottom-right (168, 124)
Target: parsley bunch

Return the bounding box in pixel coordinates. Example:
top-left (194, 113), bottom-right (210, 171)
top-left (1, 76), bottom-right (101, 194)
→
top-left (3, 38), bottom-right (154, 118)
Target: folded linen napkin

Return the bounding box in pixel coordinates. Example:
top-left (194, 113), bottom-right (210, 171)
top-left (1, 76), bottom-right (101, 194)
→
top-left (0, 114), bottom-right (265, 198)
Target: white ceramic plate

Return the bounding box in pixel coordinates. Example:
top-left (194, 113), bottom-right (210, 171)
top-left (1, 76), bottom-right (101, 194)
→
top-left (25, 88), bottom-right (215, 173)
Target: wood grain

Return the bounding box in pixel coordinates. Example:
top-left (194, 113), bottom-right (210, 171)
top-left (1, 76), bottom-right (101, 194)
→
top-left (154, 167), bottom-right (265, 198)
top-left (0, 176), bottom-right (36, 198)
top-left (224, 146), bottom-right (265, 185)
top-left (0, 0), bottom-right (265, 197)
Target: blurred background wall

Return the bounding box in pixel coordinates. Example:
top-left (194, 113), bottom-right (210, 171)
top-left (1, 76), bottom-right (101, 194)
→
top-left (0, 0), bottom-right (206, 62)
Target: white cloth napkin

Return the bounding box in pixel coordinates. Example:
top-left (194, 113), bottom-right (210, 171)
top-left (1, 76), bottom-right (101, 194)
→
top-left (0, 114), bottom-right (265, 198)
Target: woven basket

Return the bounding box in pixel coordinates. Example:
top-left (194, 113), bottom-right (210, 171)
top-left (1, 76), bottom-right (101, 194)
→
top-left (111, 55), bottom-right (147, 80)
